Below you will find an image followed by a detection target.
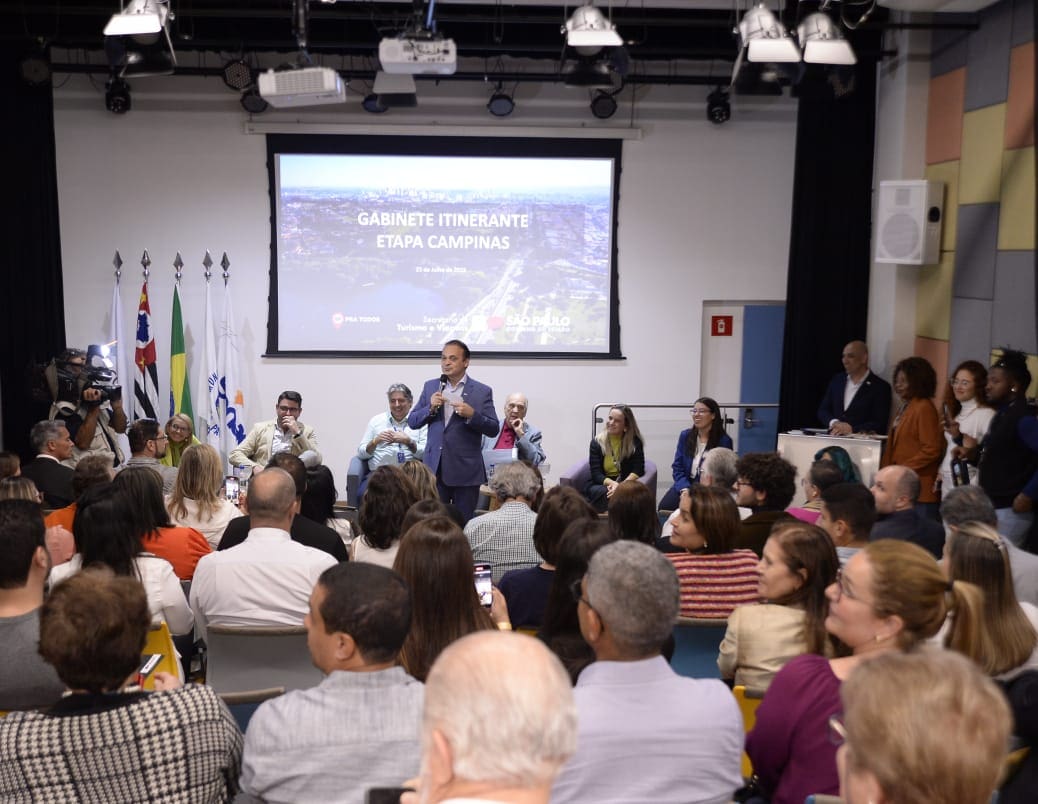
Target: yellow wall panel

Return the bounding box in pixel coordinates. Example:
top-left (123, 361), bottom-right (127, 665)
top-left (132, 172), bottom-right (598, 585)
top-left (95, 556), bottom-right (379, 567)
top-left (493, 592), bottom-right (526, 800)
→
top-left (925, 160), bottom-right (960, 253)
top-left (998, 146), bottom-right (1036, 250)
top-left (960, 104), bottom-right (1007, 204)
top-left (915, 250), bottom-right (954, 341)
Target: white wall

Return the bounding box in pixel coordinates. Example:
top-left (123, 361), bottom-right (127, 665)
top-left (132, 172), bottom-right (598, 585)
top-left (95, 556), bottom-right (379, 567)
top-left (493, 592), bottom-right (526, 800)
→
top-left (53, 70), bottom-right (797, 486)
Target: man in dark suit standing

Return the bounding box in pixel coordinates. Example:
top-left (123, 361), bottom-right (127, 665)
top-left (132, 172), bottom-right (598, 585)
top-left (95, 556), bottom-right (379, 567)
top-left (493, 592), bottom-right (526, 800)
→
top-left (817, 340), bottom-right (892, 435)
top-left (20, 421), bottom-right (75, 508)
top-left (409, 340), bottom-right (499, 522)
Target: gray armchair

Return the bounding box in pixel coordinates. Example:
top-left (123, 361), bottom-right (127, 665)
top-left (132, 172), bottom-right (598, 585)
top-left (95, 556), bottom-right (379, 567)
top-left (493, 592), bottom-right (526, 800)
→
top-left (346, 456), bottom-right (370, 508)
top-left (559, 459), bottom-right (658, 499)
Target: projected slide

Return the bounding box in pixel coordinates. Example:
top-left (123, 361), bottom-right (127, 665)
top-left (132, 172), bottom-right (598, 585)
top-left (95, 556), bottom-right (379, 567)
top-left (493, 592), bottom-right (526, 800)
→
top-left (272, 150), bottom-right (617, 355)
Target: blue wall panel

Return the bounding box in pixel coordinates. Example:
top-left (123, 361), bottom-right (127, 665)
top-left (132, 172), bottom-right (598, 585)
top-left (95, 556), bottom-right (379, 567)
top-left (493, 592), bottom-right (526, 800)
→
top-left (738, 304), bottom-right (785, 454)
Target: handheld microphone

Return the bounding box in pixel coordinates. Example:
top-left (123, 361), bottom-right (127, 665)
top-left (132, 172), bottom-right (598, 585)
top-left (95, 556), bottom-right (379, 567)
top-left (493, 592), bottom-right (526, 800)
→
top-left (431, 373), bottom-right (449, 419)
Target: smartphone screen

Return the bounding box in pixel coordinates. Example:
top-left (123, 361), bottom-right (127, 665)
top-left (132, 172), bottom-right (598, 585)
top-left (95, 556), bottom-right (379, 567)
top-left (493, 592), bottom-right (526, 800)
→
top-left (365, 788), bottom-right (414, 804)
top-left (224, 476), bottom-right (240, 505)
top-left (474, 563), bottom-right (493, 608)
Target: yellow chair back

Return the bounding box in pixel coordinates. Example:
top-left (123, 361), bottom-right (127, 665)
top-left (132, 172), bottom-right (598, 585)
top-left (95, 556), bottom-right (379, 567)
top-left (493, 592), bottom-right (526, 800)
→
top-left (733, 685), bottom-right (764, 780)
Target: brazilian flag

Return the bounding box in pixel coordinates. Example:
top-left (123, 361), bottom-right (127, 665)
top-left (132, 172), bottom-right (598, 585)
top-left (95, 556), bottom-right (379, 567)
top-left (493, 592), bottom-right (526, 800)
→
top-left (169, 285), bottom-right (194, 421)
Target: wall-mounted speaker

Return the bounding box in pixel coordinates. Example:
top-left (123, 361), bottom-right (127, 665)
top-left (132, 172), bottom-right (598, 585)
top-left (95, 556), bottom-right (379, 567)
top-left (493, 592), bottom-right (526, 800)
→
top-left (875, 180), bottom-right (944, 266)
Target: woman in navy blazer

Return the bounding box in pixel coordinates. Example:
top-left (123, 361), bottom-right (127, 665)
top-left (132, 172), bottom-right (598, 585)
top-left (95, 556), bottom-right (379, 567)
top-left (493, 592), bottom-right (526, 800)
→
top-left (658, 397), bottom-right (733, 511)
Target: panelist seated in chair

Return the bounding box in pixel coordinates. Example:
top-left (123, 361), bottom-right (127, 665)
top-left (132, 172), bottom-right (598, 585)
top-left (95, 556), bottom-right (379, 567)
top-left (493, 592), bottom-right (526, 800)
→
top-left (239, 562), bottom-right (424, 804)
top-left (583, 405), bottom-right (645, 514)
top-left (355, 383), bottom-right (427, 500)
top-left (229, 390), bottom-right (321, 469)
top-left (481, 392), bottom-right (547, 467)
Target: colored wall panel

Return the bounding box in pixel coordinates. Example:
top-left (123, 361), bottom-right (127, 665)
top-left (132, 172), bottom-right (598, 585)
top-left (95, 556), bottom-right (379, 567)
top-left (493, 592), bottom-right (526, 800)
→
top-left (999, 147), bottom-right (1036, 250)
top-left (948, 297), bottom-right (994, 373)
top-left (965, 0), bottom-right (1014, 111)
top-left (927, 69), bottom-right (966, 164)
top-left (1005, 42), bottom-right (1035, 149)
top-left (1011, 0), bottom-right (1034, 47)
top-left (931, 19), bottom-right (971, 77)
top-left (953, 203), bottom-right (1000, 299)
top-left (913, 335), bottom-right (949, 409)
top-left (925, 160), bottom-right (961, 252)
top-left (992, 250), bottom-right (1038, 352)
top-left (738, 304), bottom-right (785, 454)
top-left (915, 251), bottom-right (955, 341)
top-left (959, 104), bottom-right (1008, 204)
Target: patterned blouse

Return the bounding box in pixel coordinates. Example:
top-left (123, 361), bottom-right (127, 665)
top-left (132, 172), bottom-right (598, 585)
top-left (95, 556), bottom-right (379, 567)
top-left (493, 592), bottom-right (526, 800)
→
top-left (666, 550), bottom-right (761, 619)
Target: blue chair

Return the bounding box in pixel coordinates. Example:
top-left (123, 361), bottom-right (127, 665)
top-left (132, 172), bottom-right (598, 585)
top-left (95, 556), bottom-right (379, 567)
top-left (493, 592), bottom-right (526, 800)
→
top-left (218, 687), bottom-right (285, 733)
top-left (669, 616), bottom-right (725, 679)
top-left (346, 456), bottom-right (370, 507)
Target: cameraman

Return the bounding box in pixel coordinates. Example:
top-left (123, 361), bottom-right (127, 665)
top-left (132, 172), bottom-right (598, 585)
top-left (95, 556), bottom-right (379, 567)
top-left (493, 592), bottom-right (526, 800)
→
top-left (51, 350), bottom-right (126, 468)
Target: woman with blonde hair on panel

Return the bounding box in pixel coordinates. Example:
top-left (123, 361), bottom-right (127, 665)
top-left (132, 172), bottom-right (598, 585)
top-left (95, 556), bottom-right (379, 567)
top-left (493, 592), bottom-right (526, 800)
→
top-left (166, 443), bottom-right (242, 549)
top-left (584, 404), bottom-right (645, 513)
top-left (941, 521), bottom-right (1038, 679)
top-left (161, 413), bottom-right (200, 468)
top-left (746, 539), bottom-right (987, 804)
top-left (836, 649), bottom-right (1011, 804)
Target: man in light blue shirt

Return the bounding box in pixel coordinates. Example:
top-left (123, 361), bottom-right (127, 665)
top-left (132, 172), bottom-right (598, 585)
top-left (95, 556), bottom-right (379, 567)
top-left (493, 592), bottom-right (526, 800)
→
top-left (357, 383), bottom-right (427, 496)
top-left (551, 541), bottom-right (743, 804)
top-left (239, 562), bottom-right (423, 803)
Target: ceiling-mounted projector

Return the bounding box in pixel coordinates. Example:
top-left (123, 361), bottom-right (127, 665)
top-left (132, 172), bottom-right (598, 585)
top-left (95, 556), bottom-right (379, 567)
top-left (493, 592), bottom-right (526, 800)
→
top-left (258, 66), bottom-right (346, 108)
top-left (378, 36), bottom-right (457, 75)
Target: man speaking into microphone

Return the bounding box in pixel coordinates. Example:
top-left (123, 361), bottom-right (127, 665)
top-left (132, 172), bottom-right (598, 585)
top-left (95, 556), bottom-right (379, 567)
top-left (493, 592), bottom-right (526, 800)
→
top-left (409, 340), bottom-right (498, 522)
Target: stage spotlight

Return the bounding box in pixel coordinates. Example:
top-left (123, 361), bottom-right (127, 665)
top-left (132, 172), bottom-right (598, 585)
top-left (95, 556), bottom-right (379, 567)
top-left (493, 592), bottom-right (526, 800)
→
top-left (240, 88), bottom-right (269, 114)
top-left (19, 46), bottom-right (52, 86)
top-left (105, 76), bottom-right (132, 114)
top-left (564, 4), bottom-right (622, 50)
top-left (223, 58), bottom-right (254, 91)
top-left (362, 93), bottom-right (388, 113)
top-left (706, 87), bottom-right (730, 124)
top-left (487, 84), bottom-right (515, 117)
top-left (738, 3), bottom-right (800, 63)
top-left (590, 90), bottom-right (617, 119)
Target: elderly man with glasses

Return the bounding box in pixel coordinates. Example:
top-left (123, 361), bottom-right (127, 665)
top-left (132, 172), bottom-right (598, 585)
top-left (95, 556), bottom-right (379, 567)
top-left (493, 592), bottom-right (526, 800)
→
top-left (118, 418), bottom-right (179, 494)
top-left (229, 390), bottom-right (322, 469)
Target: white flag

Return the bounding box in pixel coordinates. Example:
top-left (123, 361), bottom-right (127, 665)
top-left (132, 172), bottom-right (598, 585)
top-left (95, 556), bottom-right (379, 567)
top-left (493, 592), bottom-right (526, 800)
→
top-left (197, 279), bottom-right (221, 451)
top-left (217, 284), bottom-right (248, 460)
top-left (108, 280), bottom-right (133, 411)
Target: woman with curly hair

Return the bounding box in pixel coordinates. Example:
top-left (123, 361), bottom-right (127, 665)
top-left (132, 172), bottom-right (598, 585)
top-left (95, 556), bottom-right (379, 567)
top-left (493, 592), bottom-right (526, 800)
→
top-left (881, 356), bottom-right (943, 515)
top-left (938, 359), bottom-right (994, 492)
top-left (352, 464), bottom-right (418, 568)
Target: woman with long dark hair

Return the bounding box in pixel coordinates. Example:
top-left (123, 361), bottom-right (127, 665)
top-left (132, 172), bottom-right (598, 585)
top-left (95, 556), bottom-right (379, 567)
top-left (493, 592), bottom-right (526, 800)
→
top-left (300, 464), bottom-right (353, 547)
top-left (353, 465), bottom-right (418, 567)
top-left (659, 397), bottom-right (733, 511)
top-left (718, 521), bottom-right (839, 690)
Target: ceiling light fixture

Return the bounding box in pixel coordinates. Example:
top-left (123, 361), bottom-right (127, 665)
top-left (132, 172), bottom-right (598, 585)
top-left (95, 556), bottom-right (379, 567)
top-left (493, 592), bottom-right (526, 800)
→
top-left (564, 4), bottom-right (622, 50)
top-left (103, 0), bottom-right (176, 77)
top-left (487, 83), bottom-right (515, 117)
top-left (738, 4), bottom-right (800, 63)
top-left (222, 58), bottom-right (254, 91)
top-left (240, 88), bottom-right (269, 114)
top-left (797, 12), bottom-right (857, 65)
top-left (105, 76), bottom-right (132, 113)
top-left (706, 87), bottom-right (730, 124)
top-left (589, 89), bottom-right (618, 119)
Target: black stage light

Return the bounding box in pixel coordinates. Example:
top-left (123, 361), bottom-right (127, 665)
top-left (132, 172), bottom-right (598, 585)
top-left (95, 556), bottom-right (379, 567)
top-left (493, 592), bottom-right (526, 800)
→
top-left (362, 93), bottom-right (387, 113)
top-left (706, 87), bottom-right (730, 124)
top-left (487, 83), bottom-right (514, 117)
top-left (240, 88), bottom-right (269, 114)
top-left (223, 59), bottom-right (254, 91)
top-left (590, 90), bottom-right (617, 119)
top-left (105, 77), bottom-right (131, 114)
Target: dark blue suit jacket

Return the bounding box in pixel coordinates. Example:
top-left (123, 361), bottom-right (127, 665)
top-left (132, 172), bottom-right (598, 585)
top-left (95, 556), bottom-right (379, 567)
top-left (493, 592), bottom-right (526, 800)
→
top-left (817, 370), bottom-right (892, 434)
top-left (409, 375), bottom-right (499, 487)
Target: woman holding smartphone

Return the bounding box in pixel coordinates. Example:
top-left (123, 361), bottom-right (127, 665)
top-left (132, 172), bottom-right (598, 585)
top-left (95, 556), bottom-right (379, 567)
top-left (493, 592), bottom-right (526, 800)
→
top-left (938, 360), bottom-right (994, 493)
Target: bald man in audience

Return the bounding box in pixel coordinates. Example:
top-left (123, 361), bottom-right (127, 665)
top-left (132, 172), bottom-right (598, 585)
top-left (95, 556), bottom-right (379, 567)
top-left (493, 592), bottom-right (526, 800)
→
top-left (551, 541), bottom-right (743, 804)
top-left (869, 465), bottom-right (944, 559)
top-left (817, 340), bottom-right (892, 435)
top-left (404, 631), bottom-right (576, 804)
top-left (482, 392), bottom-right (547, 467)
top-left (190, 467), bottom-right (338, 639)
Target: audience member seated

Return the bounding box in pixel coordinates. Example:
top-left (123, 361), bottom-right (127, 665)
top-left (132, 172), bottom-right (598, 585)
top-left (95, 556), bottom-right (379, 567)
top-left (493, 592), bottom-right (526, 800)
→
top-left (584, 404), bottom-right (645, 513)
top-left (746, 540), bottom-right (986, 804)
top-left (165, 443), bottom-right (243, 549)
top-left (0, 478), bottom-right (74, 566)
top-left (0, 570), bottom-right (242, 801)
top-left (939, 360), bottom-right (995, 492)
top-left (50, 483), bottom-right (193, 635)
top-left (837, 649), bottom-right (1011, 804)
top-left (817, 482), bottom-right (876, 566)
top-left (464, 461), bottom-right (542, 582)
top-left (20, 420), bottom-right (75, 508)
top-left (882, 356), bottom-right (944, 515)
top-left (112, 466), bottom-right (211, 580)
top-left (607, 479), bottom-right (659, 545)
top-left (352, 464), bottom-right (419, 568)
top-left (220, 453), bottom-right (347, 562)
top-left (161, 413), bottom-right (199, 467)
top-left (0, 477), bottom-right (41, 503)
top-left (664, 485), bottom-right (760, 619)
top-left (229, 390), bottom-right (322, 468)
top-left (538, 519), bottom-right (618, 684)
top-left (940, 521), bottom-right (1038, 680)
top-left (393, 516), bottom-right (499, 681)
top-left (239, 563), bottom-right (423, 803)
top-left (403, 631), bottom-right (575, 804)
top-left (734, 452), bottom-right (796, 556)
top-left (659, 397), bottom-right (734, 511)
top-left (482, 392), bottom-right (548, 467)
top-left (813, 444), bottom-right (861, 483)
top-left (941, 485), bottom-right (1038, 608)
top-left (119, 418), bottom-right (178, 494)
top-left (401, 498), bottom-right (465, 532)
top-left (869, 465), bottom-right (945, 558)
top-left (191, 468), bottom-right (338, 639)
top-left (355, 382), bottom-right (427, 499)
top-left (499, 486), bottom-right (597, 630)
top-left (551, 541), bottom-right (743, 804)
top-left (401, 458), bottom-right (440, 502)
top-left (300, 463), bottom-right (353, 547)
top-left (660, 446), bottom-right (748, 542)
top-left (43, 452), bottom-right (112, 535)
top-left (719, 521), bottom-right (839, 691)
top-left (0, 451), bottom-right (19, 479)
top-left (786, 459), bottom-right (844, 523)
top-left (975, 349), bottom-right (1038, 545)
top-left (0, 500), bottom-right (66, 710)
top-left (817, 340), bottom-right (892, 435)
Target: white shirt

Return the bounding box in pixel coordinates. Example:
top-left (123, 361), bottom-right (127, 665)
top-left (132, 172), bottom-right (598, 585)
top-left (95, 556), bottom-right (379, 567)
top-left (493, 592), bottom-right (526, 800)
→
top-left (357, 411), bottom-right (427, 469)
top-left (938, 399), bottom-right (995, 490)
top-left (189, 527), bottom-right (337, 638)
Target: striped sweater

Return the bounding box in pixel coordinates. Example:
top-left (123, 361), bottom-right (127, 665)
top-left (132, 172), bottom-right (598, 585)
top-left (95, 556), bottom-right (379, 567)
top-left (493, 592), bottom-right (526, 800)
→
top-left (667, 550), bottom-right (761, 619)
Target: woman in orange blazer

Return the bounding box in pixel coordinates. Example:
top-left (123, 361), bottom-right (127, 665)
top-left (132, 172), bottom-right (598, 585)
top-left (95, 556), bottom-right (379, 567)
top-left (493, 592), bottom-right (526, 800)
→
top-left (882, 356), bottom-right (945, 513)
